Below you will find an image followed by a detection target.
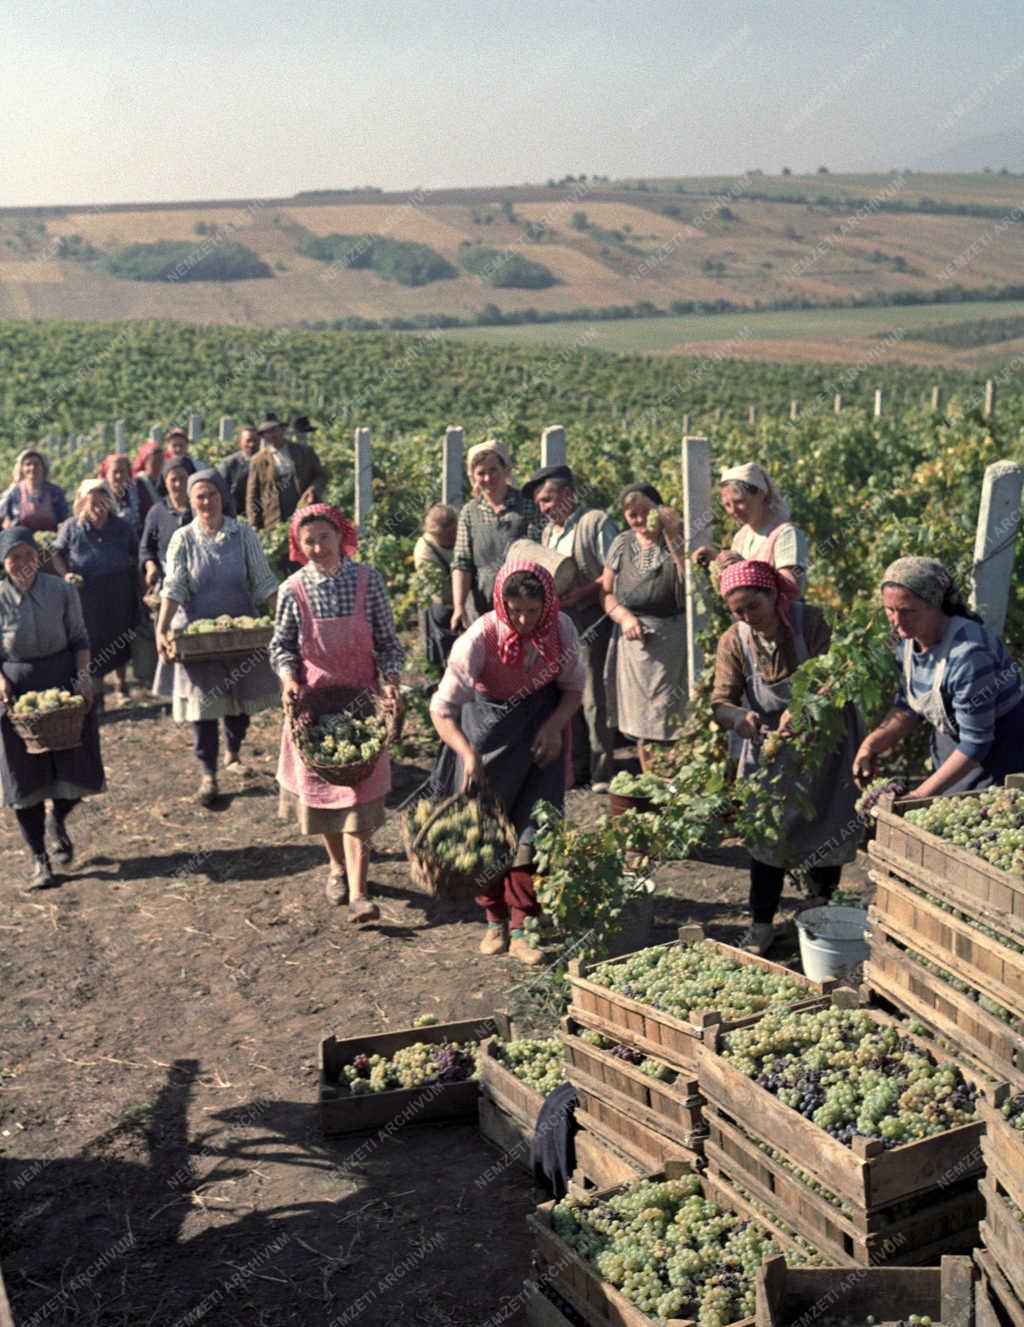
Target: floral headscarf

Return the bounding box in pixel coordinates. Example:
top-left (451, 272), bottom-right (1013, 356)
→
top-left (719, 558), bottom-right (797, 630)
top-left (492, 557), bottom-right (561, 667)
top-left (288, 502), bottom-right (358, 567)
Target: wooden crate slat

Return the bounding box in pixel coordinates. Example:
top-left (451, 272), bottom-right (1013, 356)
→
top-left (869, 870), bottom-right (1024, 1020)
top-left (696, 1004), bottom-right (984, 1213)
top-left (478, 1038), bottom-right (547, 1128)
top-left (755, 1255), bottom-right (971, 1327)
top-left (573, 1129), bottom-right (646, 1192)
top-left (865, 934), bottom-right (1024, 1090)
top-left (975, 1248), bottom-right (1024, 1327)
top-left (980, 1174), bottom-right (1024, 1309)
top-left (478, 1095), bottom-right (534, 1174)
top-left (978, 1090), bottom-right (1024, 1214)
top-left (573, 1097), bottom-right (699, 1175)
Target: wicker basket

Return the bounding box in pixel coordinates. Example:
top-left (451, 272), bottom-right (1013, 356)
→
top-left (9, 701), bottom-right (86, 754)
top-left (167, 624), bottom-right (274, 663)
top-left (291, 684), bottom-right (398, 788)
top-left (403, 791), bottom-right (518, 901)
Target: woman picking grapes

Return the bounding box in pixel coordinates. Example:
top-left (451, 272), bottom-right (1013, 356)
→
top-left (854, 557), bottom-right (1024, 797)
top-left (693, 462), bottom-right (808, 595)
top-left (711, 560), bottom-right (861, 954)
top-left (272, 504), bottom-right (403, 924)
top-left (430, 559), bottom-right (583, 963)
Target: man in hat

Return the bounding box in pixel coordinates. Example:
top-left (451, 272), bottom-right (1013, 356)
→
top-left (246, 411), bottom-right (326, 531)
top-left (289, 415), bottom-right (317, 441)
top-left (523, 464), bottom-right (619, 791)
top-left (216, 423), bottom-right (261, 518)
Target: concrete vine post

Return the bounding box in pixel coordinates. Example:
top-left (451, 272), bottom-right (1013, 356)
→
top-left (541, 424), bottom-right (566, 469)
top-left (969, 460), bottom-right (1023, 635)
top-left (354, 427), bottom-right (373, 533)
top-left (681, 435), bottom-right (713, 698)
top-left (442, 426), bottom-right (464, 508)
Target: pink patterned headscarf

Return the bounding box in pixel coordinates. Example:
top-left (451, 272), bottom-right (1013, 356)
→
top-left (492, 558), bottom-right (561, 667)
top-left (288, 502), bottom-right (358, 566)
top-left (719, 559), bottom-right (796, 630)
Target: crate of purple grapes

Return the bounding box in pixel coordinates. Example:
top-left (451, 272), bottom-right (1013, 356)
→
top-left (318, 1013), bottom-right (506, 1136)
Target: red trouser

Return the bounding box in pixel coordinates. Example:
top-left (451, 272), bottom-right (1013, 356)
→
top-left (476, 869), bottom-right (540, 930)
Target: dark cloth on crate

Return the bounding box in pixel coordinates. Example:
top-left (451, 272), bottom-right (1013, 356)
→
top-left (531, 1082), bottom-right (578, 1201)
top-left (139, 499), bottom-right (192, 575)
top-left (0, 592), bottom-right (104, 807)
top-left (452, 487), bottom-right (544, 622)
top-left (52, 514), bottom-right (140, 677)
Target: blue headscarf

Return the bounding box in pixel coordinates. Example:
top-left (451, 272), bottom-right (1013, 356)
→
top-left (0, 526), bottom-right (37, 579)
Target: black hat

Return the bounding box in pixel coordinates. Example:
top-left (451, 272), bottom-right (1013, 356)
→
top-left (522, 464), bottom-right (575, 504)
top-left (290, 415), bottom-right (316, 435)
top-left (256, 412), bottom-right (284, 434)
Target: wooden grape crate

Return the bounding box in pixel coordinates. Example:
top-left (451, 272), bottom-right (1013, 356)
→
top-left (865, 930), bottom-right (1024, 1091)
top-left (975, 1248), bottom-right (1024, 1327)
top-left (568, 924), bottom-right (835, 1074)
top-left (477, 1037), bottom-right (548, 1174)
top-left (704, 1103), bottom-right (982, 1266)
top-left (869, 868), bottom-right (1024, 1022)
top-left (572, 1129), bottom-right (645, 1193)
top-left (560, 1016), bottom-right (705, 1147)
top-left (525, 1280), bottom-right (585, 1327)
top-left (528, 1160), bottom-right (808, 1327)
top-left (696, 994), bottom-right (985, 1213)
top-left (978, 1085), bottom-right (1024, 1212)
top-left (980, 1173), bottom-right (1024, 1310)
top-left (572, 1069), bottom-right (701, 1174)
top-left (755, 1254), bottom-right (975, 1327)
top-left (318, 1013), bottom-right (504, 1136)
top-left (870, 784), bottom-right (1024, 944)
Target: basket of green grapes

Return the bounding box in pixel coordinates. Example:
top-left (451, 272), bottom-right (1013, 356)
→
top-left (8, 687), bottom-right (87, 753)
top-left (291, 684), bottom-right (396, 787)
top-left (167, 613), bottom-right (274, 662)
top-left (402, 791), bottom-right (518, 900)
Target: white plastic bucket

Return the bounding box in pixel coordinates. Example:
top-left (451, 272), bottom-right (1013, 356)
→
top-left (796, 906), bottom-right (870, 983)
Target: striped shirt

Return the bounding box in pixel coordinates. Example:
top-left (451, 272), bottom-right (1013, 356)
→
top-left (896, 617), bottom-right (1024, 761)
top-left (270, 559), bottom-right (404, 681)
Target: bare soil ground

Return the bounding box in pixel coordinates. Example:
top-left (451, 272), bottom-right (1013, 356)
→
top-left (0, 698), bottom-right (868, 1326)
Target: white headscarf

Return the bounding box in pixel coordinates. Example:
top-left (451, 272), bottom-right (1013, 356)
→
top-left (719, 462), bottom-right (790, 521)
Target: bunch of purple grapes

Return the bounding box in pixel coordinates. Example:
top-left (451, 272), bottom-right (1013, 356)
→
top-left (351, 1052), bottom-right (371, 1077)
top-left (611, 1044), bottom-right (643, 1065)
top-left (429, 1043), bottom-right (472, 1083)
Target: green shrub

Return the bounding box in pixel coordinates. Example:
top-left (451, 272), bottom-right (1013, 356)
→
top-left (105, 240), bottom-right (271, 282)
top-left (460, 246), bottom-right (556, 289)
top-left (301, 233), bottom-right (455, 285)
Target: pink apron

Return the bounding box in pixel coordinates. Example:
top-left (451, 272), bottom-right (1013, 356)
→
top-left (276, 565), bottom-right (391, 809)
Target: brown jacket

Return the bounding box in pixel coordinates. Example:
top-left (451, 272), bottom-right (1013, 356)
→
top-left (245, 441), bottom-right (326, 529)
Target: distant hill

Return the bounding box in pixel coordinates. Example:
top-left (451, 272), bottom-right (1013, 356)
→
top-left (1, 173), bottom-right (1023, 333)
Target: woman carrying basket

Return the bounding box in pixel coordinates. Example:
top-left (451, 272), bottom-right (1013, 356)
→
top-left (0, 527), bottom-right (104, 887)
top-left (430, 558), bottom-right (583, 964)
top-left (271, 504), bottom-right (404, 924)
top-left (154, 470), bottom-right (279, 806)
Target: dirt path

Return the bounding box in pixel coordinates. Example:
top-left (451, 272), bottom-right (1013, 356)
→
top-left (0, 700), bottom-right (868, 1326)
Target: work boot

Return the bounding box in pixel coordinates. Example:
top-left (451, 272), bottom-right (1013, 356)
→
top-left (325, 872), bottom-right (348, 906)
top-left (347, 897), bottom-right (380, 924)
top-left (479, 923), bottom-right (508, 955)
top-left (743, 923), bottom-right (775, 956)
top-left (48, 812), bottom-right (74, 865)
top-left (508, 935), bottom-right (543, 965)
top-left (28, 854), bottom-right (55, 889)
top-left (197, 774), bottom-right (218, 807)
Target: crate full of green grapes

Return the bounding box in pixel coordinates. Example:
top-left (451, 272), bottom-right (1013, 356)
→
top-left (567, 924), bottom-right (836, 1074)
top-left (870, 783), bottom-right (1024, 943)
top-left (528, 1159), bottom-right (820, 1327)
top-left (318, 1014), bottom-right (505, 1136)
top-left (755, 1253), bottom-right (976, 1327)
top-left (167, 614), bottom-right (273, 662)
top-left (477, 1034), bottom-right (564, 1172)
top-left (696, 994), bottom-right (985, 1216)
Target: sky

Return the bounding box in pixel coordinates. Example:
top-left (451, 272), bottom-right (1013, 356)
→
top-left (1, 0), bottom-right (1022, 207)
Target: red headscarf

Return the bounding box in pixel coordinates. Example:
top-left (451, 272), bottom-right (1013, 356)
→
top-left (97, 453), bottom-right (130, 481)
top-left (719, 559), bottom-right (796, 629)
top-left (288, 502), bottom-right (358, 567)
top-left (132, 440), bottom-right (162, 475)
top-left (492, 558), bottom-right (561, 667)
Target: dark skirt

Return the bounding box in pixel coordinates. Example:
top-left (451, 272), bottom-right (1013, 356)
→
top-left (432, 682), bottom-right (567, 846)
top-left (932, 699), bottom-right (1024, 793)
top-left (79, 567), bottom-right (140, 677)
top-left (423, 603), bottom-right (458, 672)
top-left (0, 649), bottom-right (105, 808)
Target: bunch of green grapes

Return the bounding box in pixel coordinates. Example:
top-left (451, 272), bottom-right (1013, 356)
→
top-left (589, 940), bottom-right (810, 1021)
top-left (12, 687), bottom-right (84, 715)
top-left (816, 1316), bottom-right (933, 1327)
top-left (409, 796), bottom-right (509, 876)
top-left (551, 1173), bottom-right (784, 1325)
top-left (342, 1041), bottom-right (477, 1094)
top-left (574, 1029), bottom-right (676, 1082)
top-left (297, 708), bottom-right (388, 767)
top-left (722, 1007), bottom-right (978, 1148)
top-left (493, 1037), bottom-right (563, 1094)
top-left (1001, 1094), bottom-right (1024, 1131)
top-left (897, 877), bottom-right (1024, 956)
top-left (183, 612), bottom-right (271, 634)
top-left (905, 788), bottom-right (1024, 876)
